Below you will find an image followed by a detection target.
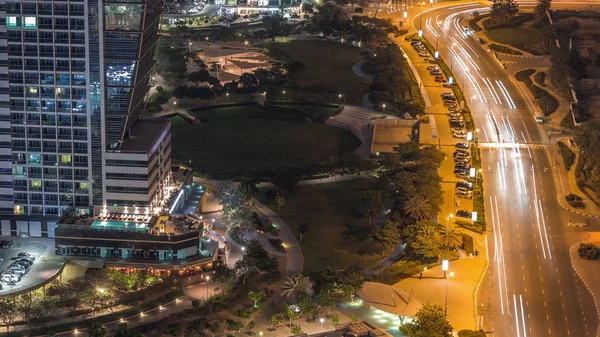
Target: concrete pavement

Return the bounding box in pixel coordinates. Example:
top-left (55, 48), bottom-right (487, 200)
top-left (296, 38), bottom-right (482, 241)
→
top-left (253, 199), bottom-right (304, 275)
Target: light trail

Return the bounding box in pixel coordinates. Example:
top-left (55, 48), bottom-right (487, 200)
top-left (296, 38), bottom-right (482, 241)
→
top-left (498, 80), bottom-right (517, 109)
top-left (514, 294), bottom-right (522, 337)
top-left (520, 295), bottom-right (528, 337)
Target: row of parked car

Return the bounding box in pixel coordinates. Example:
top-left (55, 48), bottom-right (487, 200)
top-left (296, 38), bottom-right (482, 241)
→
top-left (1, 252), bottom-right (36, 284)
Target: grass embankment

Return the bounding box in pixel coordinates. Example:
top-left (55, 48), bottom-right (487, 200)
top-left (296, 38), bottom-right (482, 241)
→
top-left (266, 41), bottom-right (369, 103)
top-left (515, 69), bottom-right (559, 116)
top-left (489, 43), bottom-right (523, 55)
top-left (256, 179), bottom-right (384, 273)
top-left (485, 27), bottom-right (542, 53)
top-left (265, 102), bottom-right (342, 123)
top-left (171, 103), bottom-right (360, 179)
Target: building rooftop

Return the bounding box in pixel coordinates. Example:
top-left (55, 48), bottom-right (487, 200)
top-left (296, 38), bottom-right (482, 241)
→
top-left (119, 119), bottom-right (169, 153)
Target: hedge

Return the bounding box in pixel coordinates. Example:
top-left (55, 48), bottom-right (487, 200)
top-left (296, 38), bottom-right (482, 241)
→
top-left (557, 141), bottom-right (575, 170)
top-left (489, 43), bottom-right (522, 55)
top-left (515, 69), bottom-right (559, 116)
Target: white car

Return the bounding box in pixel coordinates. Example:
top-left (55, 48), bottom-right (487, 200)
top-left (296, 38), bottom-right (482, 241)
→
top-left (428, 65), bottom-right (439, 70)
top-left (419, 51), bottom-right (430, 57)
top-left (1, 274), bottom-right (19, 283)
top-left (453, 131), bottom-right (466, 138)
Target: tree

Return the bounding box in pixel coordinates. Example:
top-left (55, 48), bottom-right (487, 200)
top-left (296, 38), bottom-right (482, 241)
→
top-left (399, 304), bottom-right (453, 337)
top-left (285, 307), bottom-right (295, 326)
top-left (298, 223), bottom-right (309, 242)
top-left (412, 221), bottom-right (442, 261)
top-left (247, 321), bottom-right (256, 334)
top-left (82, 287), bottom-right (112, 318)
top-left (296, 295), bottom-right (316, 317)
top-left (440, 223), bottom-right (462, 252)
top-left (316, 291), bottom-right (336, 316)
top-left (283, 60), bottom-right (306, 80)
top-left (248, 290), bottom-right (266, 307)
top-left (88, 323), bottom-right (107, 337)
top-left (226, 319), bottom-right (243, 336)
top-left (280, 274), bottom-right (313, 299)
top-left (302, 0), bottom-right (315, 14)
top-left (359, 191), bottom-right (383, 226)
top-left (533, 0), bottom-right (551, 25)
top-left (403, 196), bottom-right (432, 221)
top-left (15, 292), bottom-right (44, 325)
top-left (275, 195), bottom-right (285, 211)
top-left (331, 314), bottom-right (340, 328)
top-left (270, 315), bottom-right (279, 330)
top-left (0, 299), bottom-right (18, 331)
top-left (490, 0), bottom-right (519, 25)
top-left (370, 220), bottom-right (401, 255)
top-left (235, 240), bottom-right (279, 283)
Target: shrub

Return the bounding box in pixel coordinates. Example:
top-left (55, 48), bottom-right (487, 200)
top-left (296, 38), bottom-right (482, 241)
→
top-left (566, 193), bottom-right (585, 209)
top-left (458, 330), bottom-right (486, 337)
top-left (558, 141), bottom-right (575, 170)
top-left (578, 243), bottom-right (599, 260)
top-left (461, 233), bottom-right (474, 255)
top-left (234, 307), bottom-right (253, 319)
top-left (515, 69), bottom-right (559, 115)
top-left (489, 43), bottom-right (523, 55)
top-left (290, 324), bottom-right (303, 334)
top-left (534, 71), bottom-right (546, 87)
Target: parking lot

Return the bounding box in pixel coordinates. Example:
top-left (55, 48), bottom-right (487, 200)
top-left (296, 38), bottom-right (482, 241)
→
top-left (0, 238), bottom-right (65, 296)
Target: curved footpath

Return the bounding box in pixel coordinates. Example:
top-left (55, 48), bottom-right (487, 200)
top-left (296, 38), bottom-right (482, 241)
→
top-left (569, 241), bottom-right (600, 337)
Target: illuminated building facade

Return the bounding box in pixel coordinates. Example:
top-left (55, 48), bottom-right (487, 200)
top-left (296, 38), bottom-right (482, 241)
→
top-left (0, 0), bottom-right (169, 237)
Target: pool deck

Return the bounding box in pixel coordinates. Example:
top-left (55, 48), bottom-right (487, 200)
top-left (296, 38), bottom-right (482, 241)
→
top-left (90, 220), bottom-right (149, 232)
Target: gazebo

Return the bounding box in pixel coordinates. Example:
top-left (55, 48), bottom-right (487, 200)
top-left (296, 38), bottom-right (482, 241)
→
top-left (356, 281), bottom-right (423, 323)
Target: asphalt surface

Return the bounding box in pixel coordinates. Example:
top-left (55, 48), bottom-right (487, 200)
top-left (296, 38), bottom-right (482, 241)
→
top-left (385, 3), bottom-right (600, 336)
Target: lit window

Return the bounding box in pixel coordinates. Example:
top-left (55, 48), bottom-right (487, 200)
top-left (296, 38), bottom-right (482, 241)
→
top-left (59, 154), bottom-right (72, 165)
top-left (7, 16), bottom-right (18, 28)
top-left (14, 205), bottom-right (24, 215)
top-left (30, 180), bottom-right (42, 188)
top-left (23, 17), bottom-right (36, 28)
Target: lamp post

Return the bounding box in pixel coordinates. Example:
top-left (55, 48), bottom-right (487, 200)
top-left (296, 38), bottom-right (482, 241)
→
top-left (205, 275), bottom-right (210, 296)
top-left (382, 103), bottom-right (386, 111)
top-left (320, 318), bottom-right (324, 327)
top-left (445, 271), bottom-right (454, 317)
top-left (445, 214), bottom-right (453, 270)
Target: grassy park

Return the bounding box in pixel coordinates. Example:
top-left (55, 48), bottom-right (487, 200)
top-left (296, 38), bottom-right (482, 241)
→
top-left (267, 103), bottom-right (341, 123)
top-left (170, 104), bottom-right (360, 179)
top-left (257, 179), bottom-right (384, 273)
top-left (266, 41), bottom-right (370, 103)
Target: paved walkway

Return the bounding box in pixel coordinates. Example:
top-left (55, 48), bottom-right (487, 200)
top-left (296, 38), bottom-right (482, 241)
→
top-left (352, 60), bottom-right (374, 81)
top-left (394, 249), bottom-right (487, 332)
top-left (253, 199), bottom-right (304, 275)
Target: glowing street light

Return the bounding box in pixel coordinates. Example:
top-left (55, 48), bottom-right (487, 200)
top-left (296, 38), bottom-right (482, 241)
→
top-left (445, 271), bottom-right (454, 317)
top-left (320, 318), bottom-right (325, 327)
top-left (205, 275), bottom-right (210, 296)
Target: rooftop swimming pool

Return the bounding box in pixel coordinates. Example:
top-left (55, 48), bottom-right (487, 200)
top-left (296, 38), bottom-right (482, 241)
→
top-left (91, 220), bottom-right (148, 232)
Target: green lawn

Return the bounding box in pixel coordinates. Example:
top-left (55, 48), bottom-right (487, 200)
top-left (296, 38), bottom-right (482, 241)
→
top-left (266, 41), bottom-right (370, 103)
top-left (171, 104), bottom-right (360, 179)
top-left (485, 27), bottom-right (543, 52)
top-left (267, 103), bottom-right (341, 123)
top-left (256, 179), bottom-right (384, 273)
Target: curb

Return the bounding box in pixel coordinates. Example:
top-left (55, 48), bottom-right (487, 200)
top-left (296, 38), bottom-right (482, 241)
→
top-left (472, 232), bottom-right (489, 330)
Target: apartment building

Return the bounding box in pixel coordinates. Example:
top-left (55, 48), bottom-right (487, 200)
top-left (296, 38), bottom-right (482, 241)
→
top-left (1, 0), bottom-right (169, 237)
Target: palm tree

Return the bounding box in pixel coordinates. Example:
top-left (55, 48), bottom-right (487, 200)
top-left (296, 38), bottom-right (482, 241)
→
top-left (440, 223), bottom-right (462, 251)
top-left (280, 274), bottom-right (313, 299)
top-left (403, 196), bottom-right (432, 221)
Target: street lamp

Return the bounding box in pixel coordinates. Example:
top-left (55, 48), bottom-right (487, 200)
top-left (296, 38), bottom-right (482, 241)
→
top-left (382, 103), bottom-right (386, 111)
top-left (430, 0), bottom-right (433, 6)
top-left (419, 1), bottom-right (425, 30)
top-left (470, 95), bottom-right (477, 106)
top-left (445, 271), bottom-right (454, 317)
top-left (259, 332), bottom-right (263, 337)
top-left (320, 318), bottom-right (325, 327)
top-left (205, 275), bottom-right (210, 296)
top-left (226, 92), bottom-right (230, 101)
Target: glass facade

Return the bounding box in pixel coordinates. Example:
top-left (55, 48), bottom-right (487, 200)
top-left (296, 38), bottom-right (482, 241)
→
top-left (0, 0), bottom-right (164, 217)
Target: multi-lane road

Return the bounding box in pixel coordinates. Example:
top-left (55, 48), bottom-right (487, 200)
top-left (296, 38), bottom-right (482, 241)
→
top-left (384, 2), bottom-right (600, 336)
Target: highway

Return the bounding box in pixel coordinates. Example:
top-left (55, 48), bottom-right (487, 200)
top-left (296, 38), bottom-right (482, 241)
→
top-left (392, 3), bottom-right (599, 336)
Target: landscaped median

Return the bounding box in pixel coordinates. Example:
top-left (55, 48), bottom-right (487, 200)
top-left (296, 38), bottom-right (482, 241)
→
top-left (407, 34), bottom-right (486, 231)
top-left (515, 69), bottom-right (559, 116)
top-left (3, 290), bottom-right (185, 337)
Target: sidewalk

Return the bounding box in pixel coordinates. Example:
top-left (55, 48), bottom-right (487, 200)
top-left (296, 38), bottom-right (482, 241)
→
top-left (394, 247), bottom-right (487, 332)
top-left (253, 199), bottom-right (304, 275)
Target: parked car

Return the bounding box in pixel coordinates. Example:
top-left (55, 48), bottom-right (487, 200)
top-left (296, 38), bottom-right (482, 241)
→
top-left (444, 101), bottom-right (458, 107)
top-left (456, 142), bottom-right (470, 149)
top-left (0, 241), bottom-right (13, 249)
top-left (435, 76), bottom-right (448, 82)
top-left (456, 181), bottom-right (473, 190)
top-left (411, 40), bottom-right (422, 46)
top-left (419, 51), bottom-right (430, 57)
top-left (454, 149), bottom-right (469, 155)
top-left (456, 191), bottom-right (473, 199)
top-left (453, 131), bottom-right (466, 138)
top-left (428, 65), bottom-right (439, 70)
top-left (7, 266), bottom-right (26, 276)
top-left (477, 38), bottom-right (486, 44)
top-left (15, 259), bottom-right (32, 267)
top-left (17, 252), bottom-right (35, 259)
top-left (1, 274), bottom-right (20, 283)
